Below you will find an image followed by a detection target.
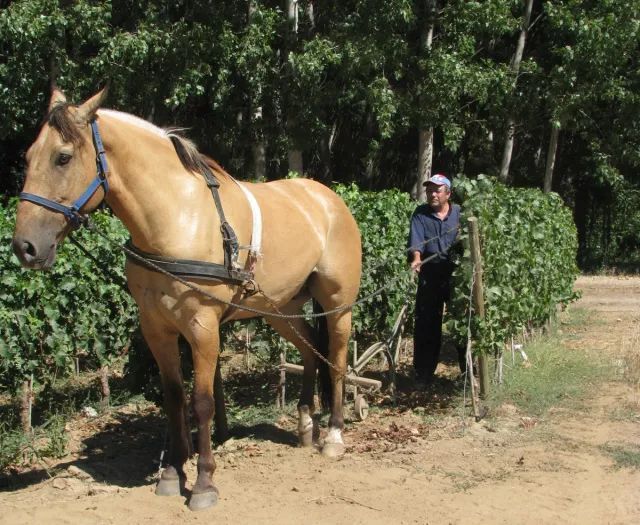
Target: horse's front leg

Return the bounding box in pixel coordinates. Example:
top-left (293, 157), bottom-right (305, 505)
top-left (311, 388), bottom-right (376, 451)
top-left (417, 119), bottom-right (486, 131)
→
top-left (139, 318), bottom-right (190, 497)
top-left (184, 318), bottom-right (221, 511)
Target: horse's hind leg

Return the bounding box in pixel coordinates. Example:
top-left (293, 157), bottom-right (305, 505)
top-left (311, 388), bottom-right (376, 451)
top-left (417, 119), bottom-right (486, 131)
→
top-left (139, 317), bottom-right (190, 497)
top-left (265, 311), bottom-right (318, 447)
top-left (318, 310), bottom-right (352, 458)
top-left (309, 272), bottom-right (358, 458)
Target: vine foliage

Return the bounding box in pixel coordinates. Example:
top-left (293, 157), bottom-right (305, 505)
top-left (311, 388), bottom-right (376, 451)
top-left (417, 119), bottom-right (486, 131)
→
top-left (0, 201), bottom-right (137, 394)
top-left (448, 176), bottom-right (579, 354)
top-left (1, 178), bottom-right (578, 397)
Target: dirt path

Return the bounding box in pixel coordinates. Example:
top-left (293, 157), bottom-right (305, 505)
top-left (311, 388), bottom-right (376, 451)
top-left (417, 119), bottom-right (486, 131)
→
top-left (2, 276), bottom-right (639, 524)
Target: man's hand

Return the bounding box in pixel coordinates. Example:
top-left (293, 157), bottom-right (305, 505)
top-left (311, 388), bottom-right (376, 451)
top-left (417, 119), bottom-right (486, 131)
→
top-left (410, 252), bottom-right (422, 273)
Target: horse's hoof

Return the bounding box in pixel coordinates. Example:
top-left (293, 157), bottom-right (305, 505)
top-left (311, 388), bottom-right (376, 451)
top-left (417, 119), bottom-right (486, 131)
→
top-left (321, 442), bottom-right (345, 458)
top-left (188, 489), bottom-right (219, 511)
top-left (155, 477), bottom-right (182, 496)
top-left (299, 429), bottom-right (313, 447)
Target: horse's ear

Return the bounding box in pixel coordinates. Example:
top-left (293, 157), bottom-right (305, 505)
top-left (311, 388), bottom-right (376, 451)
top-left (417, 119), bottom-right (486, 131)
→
top-left (75, 86), bottom-right (109, 124)
top-left (48, 88), bottom-right (67, 112)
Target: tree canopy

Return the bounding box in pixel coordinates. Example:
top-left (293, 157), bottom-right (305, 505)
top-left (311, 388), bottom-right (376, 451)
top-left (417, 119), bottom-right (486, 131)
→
top-left (1, 0), bottom-right (639, 267)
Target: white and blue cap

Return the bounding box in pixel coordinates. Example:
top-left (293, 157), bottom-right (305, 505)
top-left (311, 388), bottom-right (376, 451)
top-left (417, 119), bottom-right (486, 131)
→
top-left (423, 173), bottom-right (451, 189)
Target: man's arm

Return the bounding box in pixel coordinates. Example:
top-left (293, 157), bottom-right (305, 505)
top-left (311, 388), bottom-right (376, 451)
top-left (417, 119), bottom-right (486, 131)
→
top-left (408, 211), bottom-right (425, 273)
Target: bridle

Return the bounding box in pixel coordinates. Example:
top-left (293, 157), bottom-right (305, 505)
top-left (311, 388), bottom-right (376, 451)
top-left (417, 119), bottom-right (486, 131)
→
top-left (19, 120), bottom-right (109, 229)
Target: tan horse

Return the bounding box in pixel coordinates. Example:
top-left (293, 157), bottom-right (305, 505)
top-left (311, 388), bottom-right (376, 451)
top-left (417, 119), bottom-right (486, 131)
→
top-left (12, 88), bottom-right (362, 511)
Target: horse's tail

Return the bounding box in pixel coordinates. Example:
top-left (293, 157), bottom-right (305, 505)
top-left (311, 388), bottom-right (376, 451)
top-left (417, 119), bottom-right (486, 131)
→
top-left (313, 299), bottom-right (332, 410)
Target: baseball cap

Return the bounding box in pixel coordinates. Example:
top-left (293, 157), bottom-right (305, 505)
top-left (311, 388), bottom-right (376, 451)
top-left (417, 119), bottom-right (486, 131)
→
top-left (423, 173), bottom-right (451, 189)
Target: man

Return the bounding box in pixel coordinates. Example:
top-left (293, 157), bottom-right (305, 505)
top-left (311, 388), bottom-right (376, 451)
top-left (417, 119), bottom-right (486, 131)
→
top-left (408, 174), bottom-right (463, 387)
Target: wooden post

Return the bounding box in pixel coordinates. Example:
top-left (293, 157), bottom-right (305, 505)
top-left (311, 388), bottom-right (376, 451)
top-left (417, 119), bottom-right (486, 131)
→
top-left (352, 340), bottom-right (358, 401)
top-left (468, 217), bottom-right (490, 399)
top-left (244, 327), bottom-right (251, 370)
top-left (277, 350), bottom-right (287, 409)
top-left (20, 378), bottom-right (32, 433)
top-left (99, 365), bottom-right (110, 407)
top-left (28, 374), bottom-right (33, 431)
top-left (465, 339), bottom-right (481, 421)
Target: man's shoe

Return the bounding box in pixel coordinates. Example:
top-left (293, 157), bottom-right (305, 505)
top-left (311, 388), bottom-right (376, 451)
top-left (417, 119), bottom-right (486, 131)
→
top-left (414, 372), bottom-right (434, 390)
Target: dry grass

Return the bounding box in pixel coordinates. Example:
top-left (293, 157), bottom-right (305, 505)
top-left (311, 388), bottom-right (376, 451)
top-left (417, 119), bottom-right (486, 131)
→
top-left (620, 321), bottom-right (640, 387)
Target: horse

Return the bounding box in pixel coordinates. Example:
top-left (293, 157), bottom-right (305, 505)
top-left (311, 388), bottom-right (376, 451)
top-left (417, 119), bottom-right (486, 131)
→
top-left (12, 88), bottom-right (362, 511)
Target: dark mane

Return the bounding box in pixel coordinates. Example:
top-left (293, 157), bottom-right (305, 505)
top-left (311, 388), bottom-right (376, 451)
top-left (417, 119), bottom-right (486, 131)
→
top-left (167, 132), bottom-right (232, 182)
top-left (46, 103), bottom-right (85, 145)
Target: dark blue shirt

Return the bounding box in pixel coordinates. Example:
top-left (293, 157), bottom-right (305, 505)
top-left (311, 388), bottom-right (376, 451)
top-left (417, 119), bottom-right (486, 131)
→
top-left (408, 203), bottom-right (461, 264)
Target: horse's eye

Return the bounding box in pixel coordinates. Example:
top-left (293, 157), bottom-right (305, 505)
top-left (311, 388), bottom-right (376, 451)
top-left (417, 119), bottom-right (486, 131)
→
top-left (57, 153), bottom-right (72, 166)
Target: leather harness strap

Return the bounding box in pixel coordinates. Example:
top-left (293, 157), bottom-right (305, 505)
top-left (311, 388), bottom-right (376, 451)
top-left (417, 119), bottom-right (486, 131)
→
top-left (124, 240), bottom-right (252, 285)
top-left (125, 166), bottom-right (254, 285)
top-left (200, 166), bottom-right (240, 271)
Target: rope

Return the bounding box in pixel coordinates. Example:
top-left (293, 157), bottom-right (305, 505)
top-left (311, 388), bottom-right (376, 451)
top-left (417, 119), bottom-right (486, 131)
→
top-left (364, 224), bottom-right (459, 275)
top-left (90, 225), bottom-right (442, 321)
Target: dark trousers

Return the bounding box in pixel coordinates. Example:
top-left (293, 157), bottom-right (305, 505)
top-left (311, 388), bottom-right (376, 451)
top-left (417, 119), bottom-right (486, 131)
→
top-left (413, 265), bottom-right (465, 378)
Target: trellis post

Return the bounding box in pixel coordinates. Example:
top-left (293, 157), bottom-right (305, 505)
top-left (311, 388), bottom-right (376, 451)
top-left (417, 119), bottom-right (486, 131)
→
top-left (468, 217), bottom-right (490, 399)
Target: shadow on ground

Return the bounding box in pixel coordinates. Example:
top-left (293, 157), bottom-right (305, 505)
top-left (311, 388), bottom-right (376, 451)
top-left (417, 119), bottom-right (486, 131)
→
top-left (0, 410), bottom-right (165, 492)
top-left (1, 340), bottom-right (469, 492)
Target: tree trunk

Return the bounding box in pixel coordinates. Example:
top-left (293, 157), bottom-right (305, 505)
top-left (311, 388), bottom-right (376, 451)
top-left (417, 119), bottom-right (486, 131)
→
top-left (100, 365), bottom-right (110, 407)
top-left (499, 117), bottom-right (516, 183)
top-left (285, 0), bottom-right (303, 175)
top-left (318, 133), bottom-right (332, 184)
top-left (413, 0), bottom-right (436, 200)
top-left (498, 0), bottom-right (534, 183)
top-left (287, 150), bottom-right (303, 175)
top-left (248, 1), bottom-right (266, 180)
top-left (305, 1), bottom-right (315, 30)
top-left (252, 103), bottom-right (267, 180)
top-left (543, 122), bottom-right (560, 193)
top-left (414, 128), bottom-right (433, 201)
top-left (574, 183), bottom-right (589, 265)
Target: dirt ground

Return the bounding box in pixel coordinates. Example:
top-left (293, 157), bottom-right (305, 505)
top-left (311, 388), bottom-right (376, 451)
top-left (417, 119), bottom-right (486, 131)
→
top-left (2, 276), bottom-right (639, 524)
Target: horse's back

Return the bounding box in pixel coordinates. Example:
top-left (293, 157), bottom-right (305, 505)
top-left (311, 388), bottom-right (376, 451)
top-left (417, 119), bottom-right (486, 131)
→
top-left (241, 178), bottom-right (361, 299)
top-left (245, 178), bottom-right (358, 243)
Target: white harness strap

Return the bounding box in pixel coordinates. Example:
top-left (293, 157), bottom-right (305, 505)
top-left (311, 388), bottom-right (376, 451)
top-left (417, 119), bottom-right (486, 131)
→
top-left (233, 180), bottom-right (263, 259)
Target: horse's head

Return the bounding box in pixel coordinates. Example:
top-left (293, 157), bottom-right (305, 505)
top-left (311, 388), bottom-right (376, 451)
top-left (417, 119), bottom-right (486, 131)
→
top-left (13, 88), bottom-right (108, 269)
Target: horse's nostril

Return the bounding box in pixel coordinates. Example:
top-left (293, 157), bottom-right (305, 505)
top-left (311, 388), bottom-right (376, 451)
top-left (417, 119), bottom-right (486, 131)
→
top-left (12, 237), bottom-right (37, 261)
top-left (23, 240), bottom-right (36, 257)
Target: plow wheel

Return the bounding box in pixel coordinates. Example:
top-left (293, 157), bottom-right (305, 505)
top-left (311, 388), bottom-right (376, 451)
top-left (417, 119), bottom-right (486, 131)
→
top-left (354, 394), bottom-right (369, 421)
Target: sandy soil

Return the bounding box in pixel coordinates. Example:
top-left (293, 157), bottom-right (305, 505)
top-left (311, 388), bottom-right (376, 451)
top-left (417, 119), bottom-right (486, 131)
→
top-left (2, 276), bottom-right (639, 524)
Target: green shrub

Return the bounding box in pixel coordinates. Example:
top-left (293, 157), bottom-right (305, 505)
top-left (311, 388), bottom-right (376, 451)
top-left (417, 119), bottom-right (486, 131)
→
top-left (0, 200), bottom-right (138, 394)
top-left (0, 176), bottom-right (579, 404)
top-left (334, 183), bottom-right (415, 343)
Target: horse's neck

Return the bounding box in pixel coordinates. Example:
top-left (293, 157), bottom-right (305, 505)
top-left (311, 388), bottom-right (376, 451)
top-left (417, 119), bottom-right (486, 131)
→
top-left (97, 113), bottom-right (229, 257)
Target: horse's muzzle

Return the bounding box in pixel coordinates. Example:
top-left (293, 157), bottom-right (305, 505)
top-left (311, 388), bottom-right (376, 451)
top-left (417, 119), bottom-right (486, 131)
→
top-left (12, 235), bottom-right (57, 269)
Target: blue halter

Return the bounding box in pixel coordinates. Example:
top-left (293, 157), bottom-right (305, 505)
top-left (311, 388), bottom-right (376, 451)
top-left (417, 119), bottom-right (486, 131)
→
top-left (19, 120), bottom-right (110, 229)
